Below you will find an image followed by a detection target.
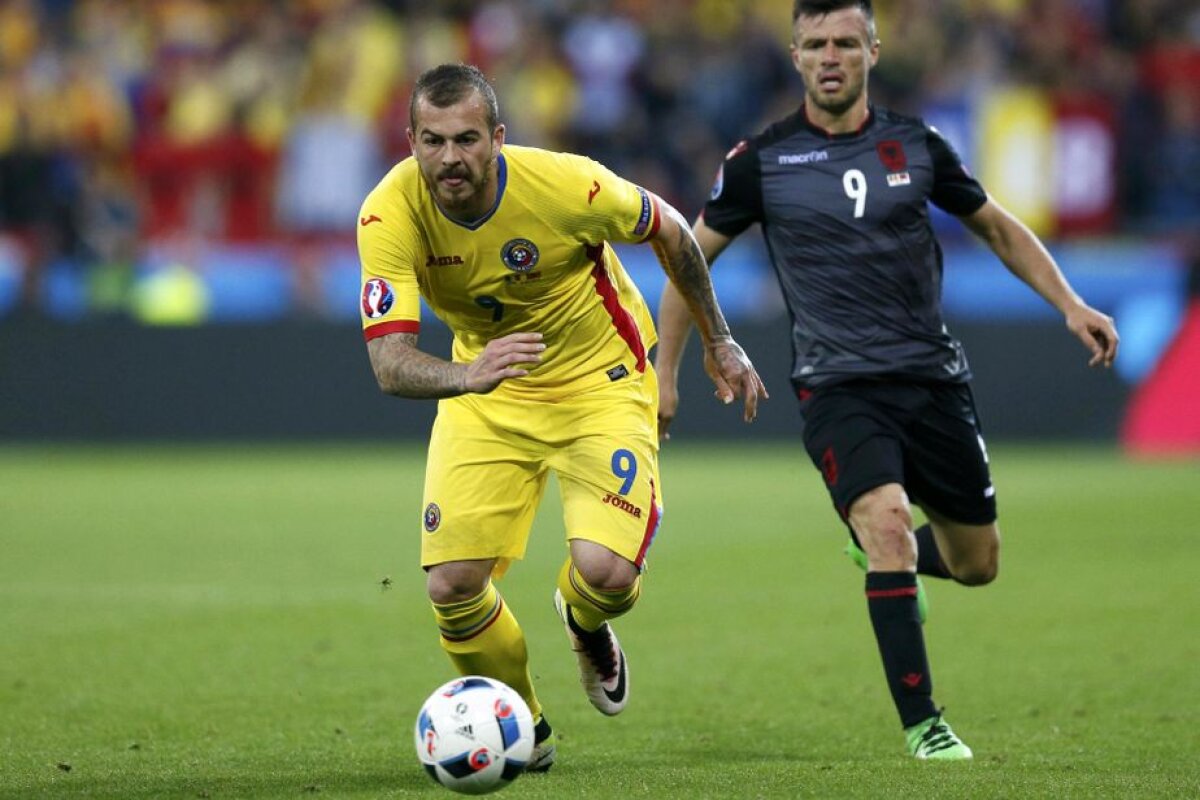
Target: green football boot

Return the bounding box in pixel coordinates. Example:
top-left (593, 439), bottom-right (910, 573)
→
top-left (905, 712), bottom-right (973, 760)
top-left (845, 539), bottom-right (929, 624)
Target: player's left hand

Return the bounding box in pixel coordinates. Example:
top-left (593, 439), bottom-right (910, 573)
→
top-left (703, 337), bottom-right (768, 422)
top-left (1066, 304), bottom-right (1119, 368)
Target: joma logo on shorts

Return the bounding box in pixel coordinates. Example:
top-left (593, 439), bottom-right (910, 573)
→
top-left (426, 254), bottom-right (464, 267)
top-left (602, 493), bottom-right (642, 518)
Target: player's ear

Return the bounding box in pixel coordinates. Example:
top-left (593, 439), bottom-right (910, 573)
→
top-left (406, 127), bottom-right (416, 152)
top-left (492, 123), bottom-right (506, 151)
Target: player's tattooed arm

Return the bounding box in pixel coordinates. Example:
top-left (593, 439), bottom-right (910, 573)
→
top-left (648, 198), bottom-right (767, 422)
top-left (367, 331), bottom-right (545, 399)
top-left (650, 201), bottom-right (732, 346)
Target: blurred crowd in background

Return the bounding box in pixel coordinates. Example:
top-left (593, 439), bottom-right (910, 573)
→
top-left (0, 0), bottom-right (1197, 319)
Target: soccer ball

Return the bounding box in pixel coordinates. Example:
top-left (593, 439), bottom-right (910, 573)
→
top-left (414, 676), bottom-right (535, 795)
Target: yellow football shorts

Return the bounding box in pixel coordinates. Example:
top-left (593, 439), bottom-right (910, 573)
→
top-left (419, 370), bottom-right (663, 577)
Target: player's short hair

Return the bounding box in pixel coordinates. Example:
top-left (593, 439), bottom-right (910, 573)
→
top-left (409, 64), bottom-right (500, 133)
top-left (792, 0), bottom-right (877, 42)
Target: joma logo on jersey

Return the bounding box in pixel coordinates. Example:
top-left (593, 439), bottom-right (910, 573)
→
top-left (602, 493), bottom-right (642, 518)
top-left (426, 254), bottom-right (464, 267)
top-left (778, 150), bottom-right (828, 165)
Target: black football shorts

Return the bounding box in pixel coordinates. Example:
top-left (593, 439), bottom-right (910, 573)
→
top-left (798, 379), bottom-right (998, 525)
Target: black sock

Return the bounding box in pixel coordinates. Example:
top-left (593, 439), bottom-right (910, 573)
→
top-left (866, 571), bottom-right (937, 728)
top-left (914, 523), bottom-right (953, 579)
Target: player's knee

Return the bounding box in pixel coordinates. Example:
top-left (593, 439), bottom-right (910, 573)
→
top-left (569, 540), bottom-right (639, 592)
top-left (426, 562), bottom-right (491, 604)
top-left (851, 485), bottom-right (914, 533)
top-left (850, 485), bottom-right (916, 566)
top-left (954, 552), bottom-right (999, 586)
top-left (946, 531), bottom-right (999, 585)
top-left (573, 555), bottom-right (639, 592)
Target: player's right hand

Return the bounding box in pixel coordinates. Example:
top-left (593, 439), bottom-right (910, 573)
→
top-left (704, 338), bottom-right (768, 423)
top-left (463, 332), bottom-right (545, 394)
top-left (1065, 303), bottom-right (1119, 368)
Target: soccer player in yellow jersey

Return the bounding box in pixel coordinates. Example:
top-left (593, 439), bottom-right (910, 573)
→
top-left (358, 64), bottom-right (766, 771)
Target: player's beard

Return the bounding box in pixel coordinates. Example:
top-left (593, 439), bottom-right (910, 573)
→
top-left (807, 74), bottom-right (866, 118)
top-left (433, 158), bottom-right (493, 217)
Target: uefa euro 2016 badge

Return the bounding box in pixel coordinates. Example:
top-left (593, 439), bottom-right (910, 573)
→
top-left (500, 239), bottom-right (539, 273)
top-left (361, 278), bottom-right (395, 319)
top-left (710, 163), bottom-right (725, 200)
top-left (423, 503), bottom-right (441, 533)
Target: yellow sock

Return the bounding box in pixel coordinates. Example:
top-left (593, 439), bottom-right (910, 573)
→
top-left (432, 582), bottom-right (542, 721)
top-left (556, 559), bottom-right (641, 632)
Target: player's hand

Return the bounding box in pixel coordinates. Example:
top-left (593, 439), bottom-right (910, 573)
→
top-left (703, 337), bottom-right (769, 423)
top-left (463, 332), bottom-right (545, 394)
top-left (1066, 304), bottom-right (1119, 368)
top-left (657, 376), bottom-right (680, 441)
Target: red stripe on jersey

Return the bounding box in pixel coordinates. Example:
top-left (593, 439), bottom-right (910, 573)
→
top-left (587, 245), bottom-right (646, 372)
top-left (865, 587), bottom-right (919, 599)
top-left (363, 320), bottom-right (420, 342)
top-left (634, 479), bottom-right (661, 568)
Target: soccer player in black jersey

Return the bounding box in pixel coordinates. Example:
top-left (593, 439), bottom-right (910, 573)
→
top-left (655, 0), bottom-right (1119, 760)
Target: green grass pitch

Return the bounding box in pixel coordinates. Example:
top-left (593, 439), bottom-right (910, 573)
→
top-left (1, 443), bottom-right (1197, 799)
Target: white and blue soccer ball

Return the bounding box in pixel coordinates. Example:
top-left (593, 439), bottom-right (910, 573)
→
top-left (414, 676), bottom-right (535, 795)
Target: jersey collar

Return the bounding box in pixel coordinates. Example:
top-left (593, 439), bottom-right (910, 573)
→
top-left (434, 152), bottom-right (508, 231)
top-left (800, 102), bottom-right (875, 140)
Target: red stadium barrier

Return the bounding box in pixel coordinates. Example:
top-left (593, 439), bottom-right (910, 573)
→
top-left (1121, 299), bottom-right (1200, 455)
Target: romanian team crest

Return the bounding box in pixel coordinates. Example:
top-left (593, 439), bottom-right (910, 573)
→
top-left (501, 238), bottom-right (539, 272)
top-left (423, 502), bottom-right (442, 532)
top-left (361, 278), bottom-right (394, 319)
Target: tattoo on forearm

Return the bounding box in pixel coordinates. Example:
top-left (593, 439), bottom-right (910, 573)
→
top-left (655, 210), bottom-right (729, 343)
top-left (368, 333), bottom-right (465, 399)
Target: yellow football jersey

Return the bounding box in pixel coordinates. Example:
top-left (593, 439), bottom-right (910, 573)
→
top-left (358, 144), bottom-right (662, 400)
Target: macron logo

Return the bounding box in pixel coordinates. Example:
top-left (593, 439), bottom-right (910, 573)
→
top-left (778, 150), bottom-right (829, 165)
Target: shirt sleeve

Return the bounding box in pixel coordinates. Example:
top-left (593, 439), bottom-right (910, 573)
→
top-left (566, 156), bottom-right (663, 246)
top-left (357, 192), bottom-right (423, 342)
top-left (926, 126), bottom-right (987, 217)
top-left (700, 139), bottom-right (763, 237)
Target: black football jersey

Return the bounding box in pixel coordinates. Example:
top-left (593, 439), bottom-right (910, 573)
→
top-left (703, 105), bottom-right (988, 390)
